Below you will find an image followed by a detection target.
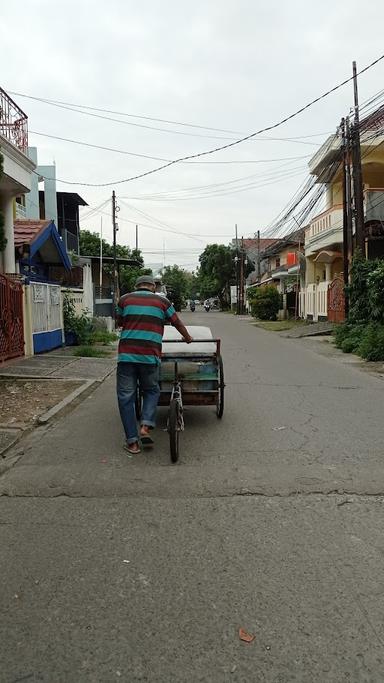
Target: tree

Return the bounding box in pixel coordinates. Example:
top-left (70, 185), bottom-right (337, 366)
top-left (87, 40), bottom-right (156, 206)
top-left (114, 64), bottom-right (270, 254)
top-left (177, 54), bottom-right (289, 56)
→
top-left (161, 265), bottom-right (190, 311)
top-left (120, 265), bottom-right (153, 294)
top-left (0, 153), bottom-right (7, 252)
top-left (79, 229), bottom-right (149, 294)
top-left (79, 229), bottom-right (131, 258)
top-left (198, 243), bottom-right (253, 309)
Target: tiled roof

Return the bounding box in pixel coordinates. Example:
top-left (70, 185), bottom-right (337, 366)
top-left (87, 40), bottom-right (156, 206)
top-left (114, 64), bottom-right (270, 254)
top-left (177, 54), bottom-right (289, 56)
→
top-left (14, 219), bottom-right (52, 247)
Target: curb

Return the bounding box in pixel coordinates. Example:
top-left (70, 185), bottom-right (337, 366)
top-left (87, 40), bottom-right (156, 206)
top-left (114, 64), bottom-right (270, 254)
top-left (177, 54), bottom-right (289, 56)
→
top-left (0, 378), bottom-right (97, 461)
top-left (38, 379), bottom-right (96, 424)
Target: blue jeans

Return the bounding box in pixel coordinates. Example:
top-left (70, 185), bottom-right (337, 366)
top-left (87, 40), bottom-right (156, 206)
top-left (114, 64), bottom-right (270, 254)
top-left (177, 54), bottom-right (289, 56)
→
top-left (116, 362), bottom-right (161, 444)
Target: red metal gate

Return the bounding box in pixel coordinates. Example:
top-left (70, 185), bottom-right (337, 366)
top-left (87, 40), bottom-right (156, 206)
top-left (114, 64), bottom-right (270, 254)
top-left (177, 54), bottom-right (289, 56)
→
top-left (0, 273), bottom-right (24, 362)
top-left (327, 277), bottom-right (345, 323)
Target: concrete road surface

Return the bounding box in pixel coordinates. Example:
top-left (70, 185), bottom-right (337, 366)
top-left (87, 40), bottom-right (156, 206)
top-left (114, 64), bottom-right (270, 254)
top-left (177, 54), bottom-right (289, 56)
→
top-left (1, 311), bottom-right (384, 682)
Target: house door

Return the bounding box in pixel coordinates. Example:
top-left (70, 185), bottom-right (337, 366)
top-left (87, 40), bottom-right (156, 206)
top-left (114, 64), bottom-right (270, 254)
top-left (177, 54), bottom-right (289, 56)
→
top-left (0, 274), bottom-right (24, 362)
top-left (327, 277), bottom-right (345, 323)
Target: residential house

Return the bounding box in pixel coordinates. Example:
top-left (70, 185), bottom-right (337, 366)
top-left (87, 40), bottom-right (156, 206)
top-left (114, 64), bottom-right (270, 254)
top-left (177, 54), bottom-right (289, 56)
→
top-left (14, 219), bottom-right (72, 353)
top-left (247, 229), bottom-right (304, 318)
top-left (231, 236), bottom-right (279, 286)
top-left (301, 107), bottom-right (384, 321)
top-left (0, 88), bottom-right (35, 274)
top-left (40, 190), bottom-right (88, 255)
top-left (18, 145), bottom-right (88, 254)
top-left (0, 87), bottom-right (35, 362)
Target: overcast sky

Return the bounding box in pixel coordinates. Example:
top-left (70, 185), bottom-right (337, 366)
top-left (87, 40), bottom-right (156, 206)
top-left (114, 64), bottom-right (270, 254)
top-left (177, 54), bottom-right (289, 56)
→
top-left (2, 0), bottom-right (384, 270)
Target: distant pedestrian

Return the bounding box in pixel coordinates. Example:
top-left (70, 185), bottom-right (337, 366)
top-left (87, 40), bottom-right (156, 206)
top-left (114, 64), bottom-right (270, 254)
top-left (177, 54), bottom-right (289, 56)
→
top-left (116, 275), bottom-right (192, 454)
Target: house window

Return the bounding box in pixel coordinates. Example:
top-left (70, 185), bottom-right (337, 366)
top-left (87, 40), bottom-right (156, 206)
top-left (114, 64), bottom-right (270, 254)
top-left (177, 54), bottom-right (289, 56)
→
top-left (275, 257), bottom-right (281, 268)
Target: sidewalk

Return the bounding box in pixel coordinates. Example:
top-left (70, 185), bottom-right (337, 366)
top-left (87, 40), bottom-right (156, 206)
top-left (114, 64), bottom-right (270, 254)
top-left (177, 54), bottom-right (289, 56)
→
top-left (0, 348), bottom-right (116, 380)
top-left (0, 350), bottom-right (117, 460)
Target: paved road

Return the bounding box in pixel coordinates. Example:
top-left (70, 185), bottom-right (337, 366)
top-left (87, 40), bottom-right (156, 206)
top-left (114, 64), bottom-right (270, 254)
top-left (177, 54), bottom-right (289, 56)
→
top-left (1, 312), bottom-right (384, 682)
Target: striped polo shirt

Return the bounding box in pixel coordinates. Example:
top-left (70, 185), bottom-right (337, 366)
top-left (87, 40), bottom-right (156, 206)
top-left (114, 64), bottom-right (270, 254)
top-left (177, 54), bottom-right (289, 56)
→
top-left (116, 289), bottom-right (178, 364)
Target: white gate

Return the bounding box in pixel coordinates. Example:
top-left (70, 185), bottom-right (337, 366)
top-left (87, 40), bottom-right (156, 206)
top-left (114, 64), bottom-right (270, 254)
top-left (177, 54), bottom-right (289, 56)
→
top-left (31, 283), bottom-right (63, 342)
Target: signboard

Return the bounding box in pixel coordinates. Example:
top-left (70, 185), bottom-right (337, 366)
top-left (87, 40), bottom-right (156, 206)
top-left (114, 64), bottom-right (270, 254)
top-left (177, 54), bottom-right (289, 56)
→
top-left (230, 286), bottom-right (237, 305)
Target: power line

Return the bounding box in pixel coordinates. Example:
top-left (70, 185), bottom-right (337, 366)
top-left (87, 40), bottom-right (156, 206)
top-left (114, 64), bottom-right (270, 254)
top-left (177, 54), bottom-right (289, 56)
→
top-left (118, 158), bottom-right (307, 200)
top-left (10, 88), bottom-right (333, 142)
top-left (30, 130), bottom-right (171, 162)
top-left (29, 129), bottom-right (312, 165)
top-left (81, 206), bottom-right (206, 243)
top-left (33, 53), bottom-right (384, 188)
top-left (124, 167), bottom-right (307, 203)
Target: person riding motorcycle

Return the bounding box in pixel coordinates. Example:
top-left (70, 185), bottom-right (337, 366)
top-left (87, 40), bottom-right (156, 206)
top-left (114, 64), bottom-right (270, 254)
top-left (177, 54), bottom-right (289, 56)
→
top-left (190, 300), bottom-right (196, 312)
top-left (204, 300), bottom-right (211, 312)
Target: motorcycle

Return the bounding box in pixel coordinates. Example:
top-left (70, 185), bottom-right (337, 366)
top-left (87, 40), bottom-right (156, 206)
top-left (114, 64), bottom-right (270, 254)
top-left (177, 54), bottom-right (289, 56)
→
top-left (204, 302), bottom-right (211, 312)
top-left (190, 301), bottom-right (196, 312)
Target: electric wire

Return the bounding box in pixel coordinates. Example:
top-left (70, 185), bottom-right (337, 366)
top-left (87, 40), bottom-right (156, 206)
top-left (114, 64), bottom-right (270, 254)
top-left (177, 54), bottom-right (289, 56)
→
top-left (32, 53), bottom-right (384, 188)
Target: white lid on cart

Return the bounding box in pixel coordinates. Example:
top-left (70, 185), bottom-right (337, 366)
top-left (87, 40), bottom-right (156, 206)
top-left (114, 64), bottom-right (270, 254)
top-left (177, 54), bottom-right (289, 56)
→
top-left (162, 326), bottom-right (217, 356)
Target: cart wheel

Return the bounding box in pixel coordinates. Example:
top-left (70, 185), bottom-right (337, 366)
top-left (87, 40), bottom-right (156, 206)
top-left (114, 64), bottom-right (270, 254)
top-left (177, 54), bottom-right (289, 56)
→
top-left (169, 398), bottom-right (180, 463)
top-left (135, 386), bottom-right (142, 420)
top-left (216, 354), bottom-right (224, 419)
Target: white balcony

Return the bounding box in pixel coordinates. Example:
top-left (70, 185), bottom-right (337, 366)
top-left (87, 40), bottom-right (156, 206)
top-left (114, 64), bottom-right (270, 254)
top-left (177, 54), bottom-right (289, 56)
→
top-left (305, 205), bottom-right (343, 255)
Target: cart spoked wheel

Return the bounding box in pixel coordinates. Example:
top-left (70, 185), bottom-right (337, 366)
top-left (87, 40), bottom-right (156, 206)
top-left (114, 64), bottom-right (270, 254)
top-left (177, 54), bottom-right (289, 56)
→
top-left (216, 354), bottom-right (225, 419)
top-left (169, 398), bottom-right (181, 463)
top-left (135, 386), bottom-right (142, 420)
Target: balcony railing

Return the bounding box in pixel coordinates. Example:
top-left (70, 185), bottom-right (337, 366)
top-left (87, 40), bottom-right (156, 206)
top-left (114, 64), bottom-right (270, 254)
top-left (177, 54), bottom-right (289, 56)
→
top-left (0, 87), bottom-right (28, 153)
top-left (15, 201), bottom-right (26, 219)
top-left (62, 229), bottom-right (79, 254)
top-left (307, 205), bottom-right (343, 243)
top-left (305, 188), bottom-right (384, 247)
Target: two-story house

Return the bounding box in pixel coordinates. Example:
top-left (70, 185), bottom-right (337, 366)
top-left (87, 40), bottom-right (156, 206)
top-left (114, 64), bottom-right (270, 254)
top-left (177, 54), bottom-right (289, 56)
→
top-left (301, 108), bottom-right (384, 321)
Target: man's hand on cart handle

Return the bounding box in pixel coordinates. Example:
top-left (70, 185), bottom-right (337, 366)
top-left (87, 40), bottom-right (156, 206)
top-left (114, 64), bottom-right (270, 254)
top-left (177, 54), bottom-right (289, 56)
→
top-left (173, 319), bottom-right (193, 344)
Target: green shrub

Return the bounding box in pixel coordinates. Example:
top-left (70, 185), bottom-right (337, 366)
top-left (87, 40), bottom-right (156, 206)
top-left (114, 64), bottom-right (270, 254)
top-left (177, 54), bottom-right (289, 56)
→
top-left (249, 285), bottom-right (280, 321)
top-left (367, 261), bottom-right (384, 323)
top-left (90, 330), bottom-right (118, 345)
top-left (334, 324), bottom-right (365, 353)
top-left (358, 324), bottom-right (384, 361)
top-left (63, 295), bottom-right (92, 345)
top-left (348, 252), bottom-right (384, 325)
top-left (334, 323), bottom-right (351, 348)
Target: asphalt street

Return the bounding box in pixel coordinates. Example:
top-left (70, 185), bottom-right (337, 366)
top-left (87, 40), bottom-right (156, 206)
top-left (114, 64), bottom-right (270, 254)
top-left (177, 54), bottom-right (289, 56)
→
top-left (1, 311), bottom-right (384, 682)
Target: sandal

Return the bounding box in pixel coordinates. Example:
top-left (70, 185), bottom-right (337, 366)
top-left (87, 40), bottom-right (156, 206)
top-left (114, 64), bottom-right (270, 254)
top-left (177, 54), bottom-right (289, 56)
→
top-left (124, 442), bottom-right (141, 455)
top-left (140, 426), bottom-right (154, 446)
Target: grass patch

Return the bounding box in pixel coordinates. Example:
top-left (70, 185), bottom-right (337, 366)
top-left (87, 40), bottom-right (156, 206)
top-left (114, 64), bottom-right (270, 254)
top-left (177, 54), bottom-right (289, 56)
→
top-left (90, 330), bottom-right (118, 345)
top-left (253, 320), bottom-right (303, 332)
top-left (72, 346), bottom-right (111, 358)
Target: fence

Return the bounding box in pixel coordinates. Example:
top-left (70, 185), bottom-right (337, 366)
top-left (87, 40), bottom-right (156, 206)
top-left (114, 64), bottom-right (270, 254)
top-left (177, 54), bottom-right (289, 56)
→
top-left (62, 287), bottom-right (85, 317)
top-left (0, 273), bottom-right (24, 362)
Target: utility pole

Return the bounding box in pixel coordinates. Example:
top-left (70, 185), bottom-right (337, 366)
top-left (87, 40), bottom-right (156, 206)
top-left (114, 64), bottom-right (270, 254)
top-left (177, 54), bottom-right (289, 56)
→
top-left (99, 216), bottom-right (103, 292)
top-left (346, 117), bottom-right (353, 259)
top-left (135, 224), bottom-right (139, 252)
top-left (257, 229), bottom-right (261, 280)
top-left (239, 236), bottom-right (244, 315)
top-left (235, 223), bottom-right (239, 314)
top-left (112, 190), bottom-right (118, 316)
top-left (341, 117), bottom-right (350, 318)
top-left (351, 60), bottom-right (365, 255)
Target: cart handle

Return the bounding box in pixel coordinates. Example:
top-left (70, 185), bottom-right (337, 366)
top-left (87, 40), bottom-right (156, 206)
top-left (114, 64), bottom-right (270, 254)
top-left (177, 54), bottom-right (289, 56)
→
top-left (163, 338), bottom-right (221, 354)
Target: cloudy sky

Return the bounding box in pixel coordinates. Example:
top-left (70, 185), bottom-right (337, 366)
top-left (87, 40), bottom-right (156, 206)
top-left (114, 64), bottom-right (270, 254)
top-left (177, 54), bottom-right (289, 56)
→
top-left (2, 0), bottom-right (384, 270)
